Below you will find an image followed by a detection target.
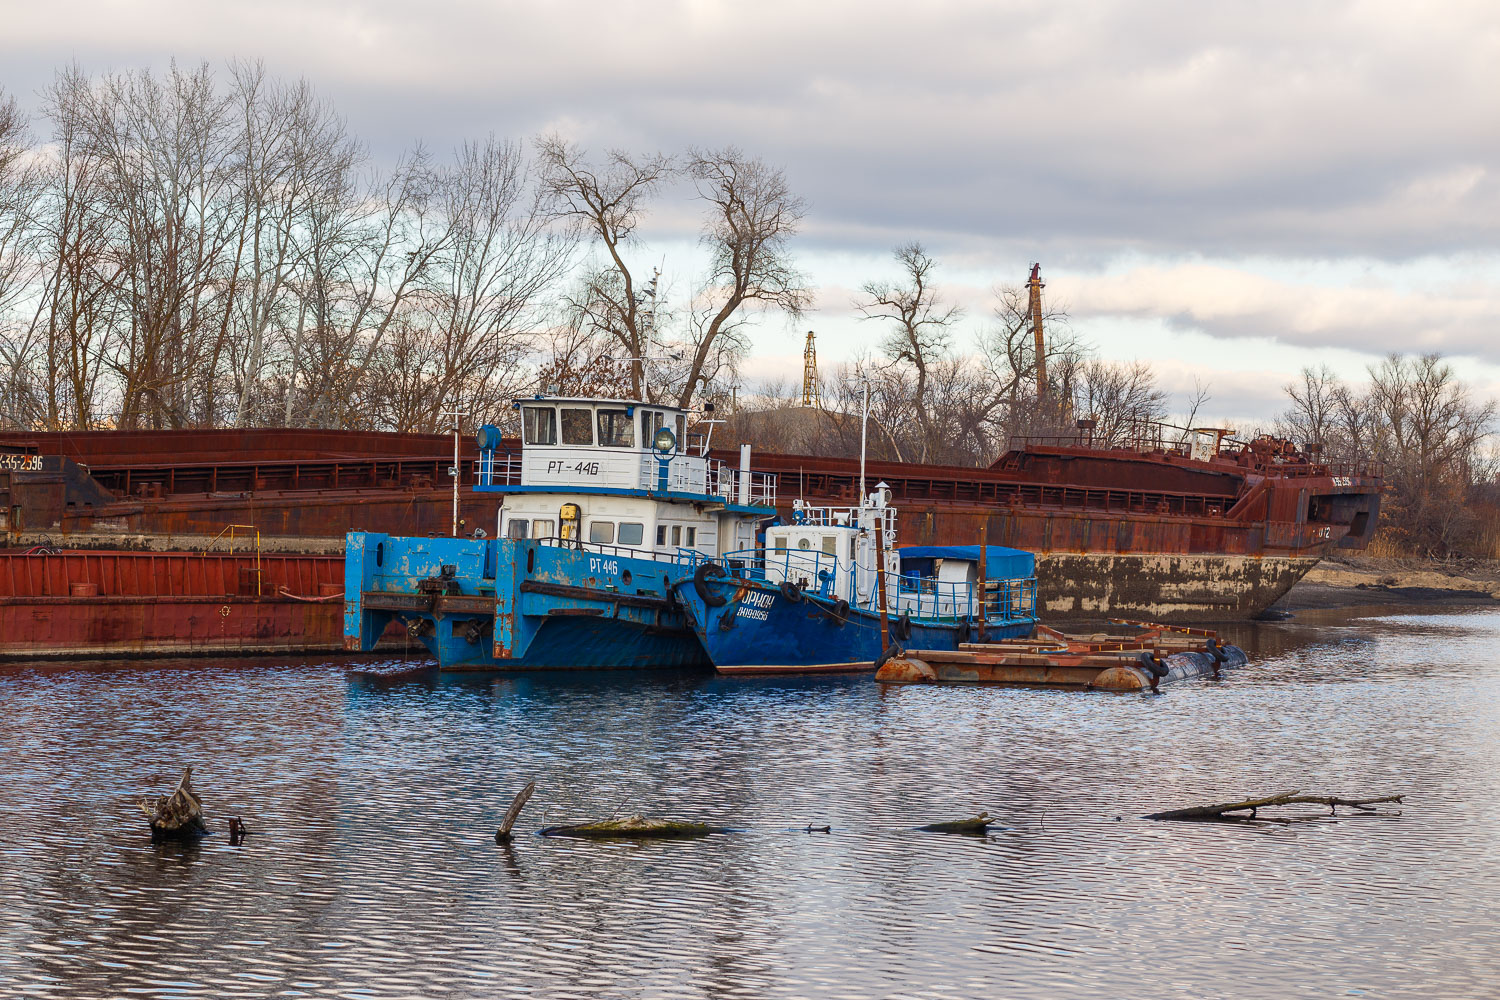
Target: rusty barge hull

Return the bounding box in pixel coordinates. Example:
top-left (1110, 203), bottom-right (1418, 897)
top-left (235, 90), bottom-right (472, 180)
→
top-left (0, 549), bottom-right (402, 659)
top-left (3, 427), bottom-right (1382, 623)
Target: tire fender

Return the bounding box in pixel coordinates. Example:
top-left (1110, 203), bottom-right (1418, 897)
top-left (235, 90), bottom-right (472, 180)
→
top-left (693, 562), bottom-right (729, 608)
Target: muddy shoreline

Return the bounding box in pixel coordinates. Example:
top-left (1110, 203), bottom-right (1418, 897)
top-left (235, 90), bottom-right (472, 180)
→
top-left (1273, 555), bottom-right (1500, 613)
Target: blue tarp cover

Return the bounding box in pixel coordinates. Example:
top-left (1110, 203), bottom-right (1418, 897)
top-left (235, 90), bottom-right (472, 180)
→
top-left (897, 545), bottom-right (1034, 579)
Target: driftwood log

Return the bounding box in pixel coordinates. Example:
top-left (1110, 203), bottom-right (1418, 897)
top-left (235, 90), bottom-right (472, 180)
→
top-left (538, 815), bottom-right (729, 839)
top-left (495, 782), bottom-right (536, 844)
top-left (139, 767), bottom-right (208, 841)
top-left (1146, 790), bottom-right (1404, 821)
top-left (918, 812), bottom-right (994, 834)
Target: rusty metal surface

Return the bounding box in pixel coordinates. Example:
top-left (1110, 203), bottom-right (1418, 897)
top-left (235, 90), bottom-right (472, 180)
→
top-left (0, 550), bottom-right (343, 598)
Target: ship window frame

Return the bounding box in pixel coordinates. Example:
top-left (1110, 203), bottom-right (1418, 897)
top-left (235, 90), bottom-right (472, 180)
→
top-left (560, 407), bottom-right (594, 446)
top-left (821, 534), bottom-right (838, 555)
top-left (684, 526), bottom-right (696, 547)
top-left (532, 518), bottom-right (555, 539)
top-left (597, 408), bottom-right (634, 449)
top-left (618, 521), bottom-right (645, 546)
top-left (522, 406), bottom-right (557, 446)
top-left (589, 520), bottom-right (615, 544)
top-left (507, 518), bottom-right (529, 540)
top-left (671, 524), bottom-right (682, 546)
top-left (656, 524), bottom-right (667, 546)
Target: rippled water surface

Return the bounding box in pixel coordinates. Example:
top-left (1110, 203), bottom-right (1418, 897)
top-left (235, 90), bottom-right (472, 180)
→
top-left (3, 605), bottom-right (1499, 999)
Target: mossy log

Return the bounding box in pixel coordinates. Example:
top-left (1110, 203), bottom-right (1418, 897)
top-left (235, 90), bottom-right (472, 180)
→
top-left (139, 767), bottom-right (208, 841)
top-left (917, 812), bottom-right (994, 833)
top-left (1146, 790), bottom-right (1404, 821)
top-left (538, 814), bottom-right (728, 839)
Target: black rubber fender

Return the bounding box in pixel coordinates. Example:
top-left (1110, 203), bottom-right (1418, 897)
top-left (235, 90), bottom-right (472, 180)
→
top-left (832, 598), bottom-right (850, 619)
top-left (779, 580), bottom-right (804, 602)
top-left (693, 562), bottom-right (729, 608)
top-left (889, 612), bottom-right (912, 642)
top-left (874, 642), bottom-right (905, 670)
top-left (1205, 637), bottom-right (1228, 663)
top-left (1136, 650), bottom-right (1169, 678)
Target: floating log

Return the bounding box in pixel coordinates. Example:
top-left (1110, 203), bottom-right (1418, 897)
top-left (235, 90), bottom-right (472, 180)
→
top-left (1146, 790), bottom-right (1404, 821)
top-left (139, 767), bottom-right (208, 841)
top-left (538, 814), bottom-right (729, 839)
top-left (228, 816), bottom-right (250, 845)
top-left (918, 812), bottom-right (994, 834)
top-left (803, 824), bottom-right (831, 834)
top-left (495, 781), bottom-right (537, 844)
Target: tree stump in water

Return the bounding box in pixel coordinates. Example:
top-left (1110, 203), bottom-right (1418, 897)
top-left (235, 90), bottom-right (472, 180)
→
top-left (495, 782), bottom-right (536, 844)
top-left (140, 767), bottom-right (208, 841)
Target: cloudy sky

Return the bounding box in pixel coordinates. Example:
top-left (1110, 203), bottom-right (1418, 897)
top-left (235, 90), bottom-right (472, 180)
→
top-left (5, 0), bottom-right (1498, 427)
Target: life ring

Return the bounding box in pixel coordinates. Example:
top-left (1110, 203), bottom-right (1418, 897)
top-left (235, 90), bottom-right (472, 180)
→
top-left (693, 562), bottom-right (729, 607)
top-left (889, 612), bottom-right (912, 642)
top-left (779, 580), bottom-right (803, 602)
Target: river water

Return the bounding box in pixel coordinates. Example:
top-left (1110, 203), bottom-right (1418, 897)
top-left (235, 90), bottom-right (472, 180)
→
top-left (2, 604), bottom-right (1498, 999)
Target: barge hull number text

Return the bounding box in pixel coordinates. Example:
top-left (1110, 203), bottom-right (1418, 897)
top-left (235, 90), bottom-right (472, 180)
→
top-left (0, 455), bottom-right (42, 471)
top-left (547, 461), bottom-right (600, 476)
top-left (588, 557), bottom-right (619, 575)
top-left (736, 591), bottom-right (775, 621)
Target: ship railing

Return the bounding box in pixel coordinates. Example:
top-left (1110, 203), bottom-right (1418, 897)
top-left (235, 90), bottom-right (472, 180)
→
top-left (705, 461), bottom-right (778, 505)
top-left (795, 505), bottom-right (898, 536)
top-left (886, 575), bottom-right (1034, 623)
top-left (637, 453), bottom-right (711, 494)
top-left (534, 535), bottom-right (702, 567)
top-left (720, 547), bottom-right (834, 588)
top-left (476, 451), bottom-right (522, 486)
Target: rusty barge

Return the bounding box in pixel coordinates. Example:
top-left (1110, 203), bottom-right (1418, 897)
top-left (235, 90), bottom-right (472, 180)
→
top-left (1, 422), bottom-right (1380, 657)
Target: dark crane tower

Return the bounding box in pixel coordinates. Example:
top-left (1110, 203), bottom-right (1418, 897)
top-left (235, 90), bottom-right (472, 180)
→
top-left (1026, 263), bottom-right (1047, 401)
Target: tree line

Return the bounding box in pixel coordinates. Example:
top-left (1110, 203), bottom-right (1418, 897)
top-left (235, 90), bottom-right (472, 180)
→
top-left (0, 61), bottom-right (1170, 449)
top-left (1279, 355), bottom-right (1497, 557)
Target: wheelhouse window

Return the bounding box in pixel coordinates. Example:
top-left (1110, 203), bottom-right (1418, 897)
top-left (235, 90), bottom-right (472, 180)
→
top-left (506, 518), bottom-right (529, 540)
top-left (589, 521), bottom-right (615, 544)
top-left (522, 406), bottom-right (556, 446)
top-left (561, 408), bottom-right (594, 446)
top-left (684, 527), bottom-right (696, 547)
top-left (597, 409), bottom-right (634, 448)
top-left (618, 522), bottom-right (644, 546)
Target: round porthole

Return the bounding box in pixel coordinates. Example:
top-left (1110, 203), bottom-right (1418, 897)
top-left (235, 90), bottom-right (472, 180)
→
top-left (622, 569), bottom-right (633, 586)
top-left (797, 538), bottom-right (811, 550)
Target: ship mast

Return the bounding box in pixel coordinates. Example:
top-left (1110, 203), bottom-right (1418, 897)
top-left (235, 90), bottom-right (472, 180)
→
top-left (1026, 264), bottom-right (1047, 402)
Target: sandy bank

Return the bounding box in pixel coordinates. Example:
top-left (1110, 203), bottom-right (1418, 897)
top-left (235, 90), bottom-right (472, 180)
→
top-left (1276, 555), bottom-right (1500, 611)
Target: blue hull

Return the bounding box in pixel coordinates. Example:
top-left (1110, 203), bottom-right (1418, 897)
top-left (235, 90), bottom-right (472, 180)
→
top-left (345, 532), bottom-right (708, 671)
top-left (674, 576), bottom-right (1034, 674)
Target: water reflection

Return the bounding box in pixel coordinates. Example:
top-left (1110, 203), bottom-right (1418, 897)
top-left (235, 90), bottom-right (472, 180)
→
top-left (1, 609), bottom-right (1498, 997)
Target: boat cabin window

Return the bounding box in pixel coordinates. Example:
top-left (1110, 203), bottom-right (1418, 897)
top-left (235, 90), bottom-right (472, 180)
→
top-left (656, 525), bottom-right (667, 546)
top-left (506, 518), bottom-right (529, 540)
top-left (821, 535), bottom-right (838, 555)
top-left (671, 525), bottom-right (682, 546)
top-left (589, 521), bottom-right (615, 544)
top-left (522, 406), bottom-right (556, 446)
top-left (684, 527), bottom-right (696, 547)
top-left (618, 522), bottom-right (644, 546)
top-left (561, 407), bottom-right (594, 446)
top-left (532, 518), bottom-right (555, 539)
top-left (597, 409), bottom-right (634, 448)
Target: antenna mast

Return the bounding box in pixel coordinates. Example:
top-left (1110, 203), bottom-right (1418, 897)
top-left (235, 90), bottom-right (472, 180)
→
top-left (801, 330), bottom-right (820, 407)
top-left (1027, 264), bottom-right (1047, 401)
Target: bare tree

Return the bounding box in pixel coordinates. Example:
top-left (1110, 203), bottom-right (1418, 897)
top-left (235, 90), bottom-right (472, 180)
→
top-left (854, 242), bottom-right (958, 461)
top-left (536, 136), bottom-right (671, 400)
top-left (679, 146), bottom-right (810, 407)
top-left (0, 87), bottom-right (44, 427)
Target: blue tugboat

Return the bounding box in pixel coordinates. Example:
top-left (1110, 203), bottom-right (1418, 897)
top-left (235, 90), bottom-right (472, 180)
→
top-left (344, 395), bottom-right (777, 669)
top-left (672, 485), bottom-right (1039, 674)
